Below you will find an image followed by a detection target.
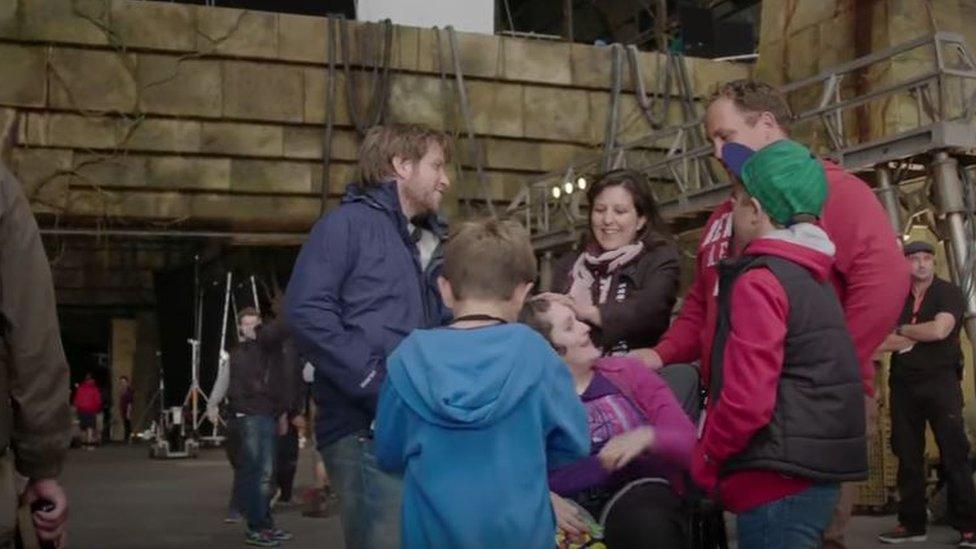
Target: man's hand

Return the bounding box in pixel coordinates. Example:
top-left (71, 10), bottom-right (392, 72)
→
top-left (23, 478), bottom-right (68, 548)
top-left (550, 492), bottom-right (586, 537)
top-left (291, 415), bottom-right (306, 431)
top-left (598, 426), bottom-right (654, 471)
top-left (628, 348), bottom-right (664, 370)
top-left (875, 334), bottom-right (915, 354)
top-left (277, 414), bottom-right (289, 436)
top-left (691, 446), bottom-right (719, 494)
top-left (218, 350), bottom-right (230, 368)
top-left (206, 406), bottom-right (220, 425)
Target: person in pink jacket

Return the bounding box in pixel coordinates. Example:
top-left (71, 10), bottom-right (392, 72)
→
top-left (636, 80), bottom-right (909, 548)
top-left (521, 296), bottom-right (695, 549)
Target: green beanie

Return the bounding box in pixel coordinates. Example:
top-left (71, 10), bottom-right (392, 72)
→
top-left (740, 139), bottom-right (827, 226)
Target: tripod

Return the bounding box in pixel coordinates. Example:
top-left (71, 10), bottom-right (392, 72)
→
top-left (182, 255), bottom-right (209, 434)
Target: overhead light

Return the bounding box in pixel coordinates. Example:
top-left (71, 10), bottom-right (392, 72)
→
top-left (577, 176), bottom-right (587, 190)
top-left (563, 181), bottom-right (574, 194)
top-left (552, 186), bottom-right (561, 199)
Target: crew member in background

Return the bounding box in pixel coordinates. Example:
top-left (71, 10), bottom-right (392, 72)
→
top-left (876, 241), bottom-right (976, 546)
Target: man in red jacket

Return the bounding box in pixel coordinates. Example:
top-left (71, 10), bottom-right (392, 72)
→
top-left (637, 79), bottom-right (908, 548)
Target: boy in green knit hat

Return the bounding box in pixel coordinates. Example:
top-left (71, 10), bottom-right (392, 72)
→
top-left (691, 139), bottom-right (868, 547)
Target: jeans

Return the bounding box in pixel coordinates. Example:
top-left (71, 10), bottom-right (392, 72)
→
top-left (232, 414), bottom-right (277, 532)
top-left (320, 431), bottom-right (402, 549)
top-left (737, 483), bottom-right (840, 549)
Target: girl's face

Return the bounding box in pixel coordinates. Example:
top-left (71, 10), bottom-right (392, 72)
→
top-left (590, 185), bottom-right (646, 252)
top-left (544, 301), bottom-right (601, 367)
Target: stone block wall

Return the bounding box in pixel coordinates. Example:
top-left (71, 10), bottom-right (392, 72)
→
top-left (0, 0), bottom-right (748, 233)
top-left (755, 0), bottom-right (976, 152)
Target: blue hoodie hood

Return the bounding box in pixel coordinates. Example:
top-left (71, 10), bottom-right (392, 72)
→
top-left (386, 324), bottom-right (544, 428)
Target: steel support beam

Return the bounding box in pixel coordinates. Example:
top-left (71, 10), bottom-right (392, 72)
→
top-left (876, 166), bottom-right (902, 233)
top-left (931, 151), bottom-right (976, 395)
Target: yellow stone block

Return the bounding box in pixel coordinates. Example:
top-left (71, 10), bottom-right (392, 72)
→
top-left (230, 159), bottom-right (313, 193)
top-left (49, 48), bottom-right (137, 113)
top-left (524, 86), bottom-right (590, 143)
top-left (0, 44), bottom-right (47, 108)
top-left (138, 54), bottom-right (222, 118)
top-left (201, 121), bottom-right (283, 157)
top-left (223, 61), bottom-right (304, 123)
top-left (111, 0), bottom-right (194, 52)
top-left (194, 6), bottom-right (278, 59)
top-left (278, 13), bottom-right (327, 64)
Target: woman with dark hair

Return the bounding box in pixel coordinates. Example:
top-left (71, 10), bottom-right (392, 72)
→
top-left (549, 169), bottom-right (680, 357)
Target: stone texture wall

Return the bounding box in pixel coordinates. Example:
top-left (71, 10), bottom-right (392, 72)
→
top-left (755, 0), bottom-right (976, 151)
top-left (0, 0), bottom-right (748, 233)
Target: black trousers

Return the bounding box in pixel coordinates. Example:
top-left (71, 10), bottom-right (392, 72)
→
top-left (890, 370), bottom-right (976, 532)
top-left (576, 480), bottom-right (687, 549)
top-left (276, 425), bottom-right (299, 502)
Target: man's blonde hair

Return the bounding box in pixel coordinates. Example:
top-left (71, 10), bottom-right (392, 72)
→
top-left (359, 124), bottom-right (453, 186)
top-left (710, 79), bottom-right (794, 131)
top-left (442, 219), bottom-right (537, 301)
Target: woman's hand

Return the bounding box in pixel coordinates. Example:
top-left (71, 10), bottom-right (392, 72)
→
top-left (550, 492), bottom-right (587, 536)
top-left (598, 426), bottom-right (655, 471)
top-left (538, 292), bottom-right (602, 327)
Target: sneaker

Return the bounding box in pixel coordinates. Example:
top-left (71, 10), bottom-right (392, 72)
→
top-left (878, 525), bottom-right (928, 544)
top-left (268, 528), bottom-right (293, 542)
top-left (224, 509), bottom-right (242, 524)
top-left (244, 530), bottom-right (281, 547)
top-left (959, 531), bottom-right (976, 547)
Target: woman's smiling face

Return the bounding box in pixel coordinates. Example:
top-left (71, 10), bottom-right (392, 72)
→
top-left (590, 185), bottom-right (646, 252)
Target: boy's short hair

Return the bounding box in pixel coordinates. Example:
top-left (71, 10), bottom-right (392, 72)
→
top-left (237, 307), bottom-right (259, 323)
top-left (518, 296), bottom-right (566, 354)
top-left (710, 79), bottom-right (794, 132)
top-left (443, 218), bottom-right (537, 301)
top-left (359, 124), bottom-right (453, 186)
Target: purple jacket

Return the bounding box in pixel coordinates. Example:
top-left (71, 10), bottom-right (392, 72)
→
top-left (549, 357), bottom-right (695, 495)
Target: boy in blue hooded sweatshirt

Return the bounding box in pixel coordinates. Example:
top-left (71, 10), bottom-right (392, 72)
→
top-left (375, 218), bottom-right (591, 548)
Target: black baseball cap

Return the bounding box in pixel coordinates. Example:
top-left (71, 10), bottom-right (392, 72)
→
top-left (903, 241), bottom-right (935, 256)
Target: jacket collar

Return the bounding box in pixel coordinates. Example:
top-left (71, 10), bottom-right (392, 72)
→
top-left (342, 180), bottom-right (448, 241)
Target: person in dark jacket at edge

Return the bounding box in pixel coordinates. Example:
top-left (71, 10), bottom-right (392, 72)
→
top-left (285, 123), bottom-right (452, 549)
top-left (207, 303), bottom-right (293, 548)
top-left (0, 161), bottom-right (72, 549)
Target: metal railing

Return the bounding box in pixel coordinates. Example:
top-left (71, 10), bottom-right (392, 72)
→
top-left (507, 32), bottom-right (976, 251)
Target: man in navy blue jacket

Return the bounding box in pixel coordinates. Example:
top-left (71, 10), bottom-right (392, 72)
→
top-left (285, 124), bottom-right (452, 549)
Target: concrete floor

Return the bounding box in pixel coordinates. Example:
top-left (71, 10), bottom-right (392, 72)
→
top-left (64, 445), bottom-right (962, 548)
top-left (63, 444), bottom-right (344, 548)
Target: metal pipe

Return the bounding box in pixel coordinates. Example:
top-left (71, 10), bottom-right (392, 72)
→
top-left (876, 166), bottom-right (902, 233)
top-left (250, 275), bottom-right (261, 315)
top-left (602, 44), bottom-right (624, 172)
top-left (931, 151), bottom-right (976, 395)
top-left (539, 251), bottom-right (554, 292)
top-left (219, 272), bottom-right (232, 355)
